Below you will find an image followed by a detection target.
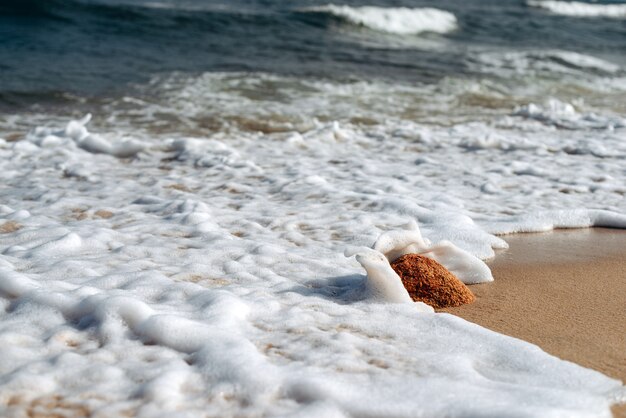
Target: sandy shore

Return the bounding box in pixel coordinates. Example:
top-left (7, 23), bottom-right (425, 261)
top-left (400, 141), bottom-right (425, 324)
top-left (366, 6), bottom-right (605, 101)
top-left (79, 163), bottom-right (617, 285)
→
top-left (441, 228), bottom-right (626, 416)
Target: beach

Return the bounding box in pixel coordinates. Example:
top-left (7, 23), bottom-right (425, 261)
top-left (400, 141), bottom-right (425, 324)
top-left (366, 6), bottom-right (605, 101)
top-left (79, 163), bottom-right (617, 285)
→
top-left (442, 228), bottom-right (626, 415)
top-left (443, 228), bottom-right (626, 382)
top-left (1, 0), bottom-right (626, 416)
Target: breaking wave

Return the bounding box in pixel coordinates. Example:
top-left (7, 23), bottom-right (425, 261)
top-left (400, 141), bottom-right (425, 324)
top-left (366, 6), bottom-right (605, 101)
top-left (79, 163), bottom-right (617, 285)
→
top-left (303, 5), bottom-right (458, 35)
top-left (527, 1), bottom-right (626, 18)
top-left (468, 49), bottom-right (622, 76)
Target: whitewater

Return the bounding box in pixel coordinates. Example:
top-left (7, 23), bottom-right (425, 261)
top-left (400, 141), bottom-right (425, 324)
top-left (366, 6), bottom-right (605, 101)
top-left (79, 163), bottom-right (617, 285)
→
top-left (527, 0), bottom-right (626, 18)
top-left (2, 70), bottom-right (626, 416)
top-left (1, 0), bottom-right (626, 416)
top-left (303, 5), bottom-right (458, 35)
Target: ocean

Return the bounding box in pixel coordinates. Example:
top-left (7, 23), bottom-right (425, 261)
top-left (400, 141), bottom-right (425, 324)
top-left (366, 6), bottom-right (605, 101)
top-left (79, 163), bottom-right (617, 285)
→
top-left (0, 0), bottom-right (625, 416)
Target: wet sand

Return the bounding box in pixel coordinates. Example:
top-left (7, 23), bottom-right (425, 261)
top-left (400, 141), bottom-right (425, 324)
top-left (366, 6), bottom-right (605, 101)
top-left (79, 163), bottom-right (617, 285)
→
top-left (441, 228), bottom-right (626, 416)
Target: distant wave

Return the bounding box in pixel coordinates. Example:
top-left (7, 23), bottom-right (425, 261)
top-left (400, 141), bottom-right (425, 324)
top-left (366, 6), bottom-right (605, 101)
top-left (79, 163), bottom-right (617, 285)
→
top-left (303, 5), bottom-right (458, 35)
top-left (469, 49), bottom-right (621, 76)
top-left (527, 1), bottom-right (626, 18)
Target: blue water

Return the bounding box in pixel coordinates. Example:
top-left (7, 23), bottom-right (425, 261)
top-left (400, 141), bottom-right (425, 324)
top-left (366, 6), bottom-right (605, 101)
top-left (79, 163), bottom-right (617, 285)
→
top-left (1, 0), bottom-right (625, 107)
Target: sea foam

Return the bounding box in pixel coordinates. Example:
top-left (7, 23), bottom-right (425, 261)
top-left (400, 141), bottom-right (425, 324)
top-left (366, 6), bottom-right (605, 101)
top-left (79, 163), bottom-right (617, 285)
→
top-left (305, 5), bottom-right (458, 35)
top-left (513, 98), bottom-right (626, 130)
top-left (345, 220), bottom-right (490, 306)
top-left (469, 50), bottom-right (621, 77)
top-left (1, 69), bottom-right (625, 415)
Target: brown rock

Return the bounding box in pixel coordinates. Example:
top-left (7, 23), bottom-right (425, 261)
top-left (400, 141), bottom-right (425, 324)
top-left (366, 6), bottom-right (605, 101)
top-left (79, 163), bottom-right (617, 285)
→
top-left (390, 253), bottom-right (475, 309)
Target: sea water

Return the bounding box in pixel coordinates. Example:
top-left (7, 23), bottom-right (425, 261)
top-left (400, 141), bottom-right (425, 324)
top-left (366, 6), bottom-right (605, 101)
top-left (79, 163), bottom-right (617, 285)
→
top-left (1, 0), bottom-right (625, 416)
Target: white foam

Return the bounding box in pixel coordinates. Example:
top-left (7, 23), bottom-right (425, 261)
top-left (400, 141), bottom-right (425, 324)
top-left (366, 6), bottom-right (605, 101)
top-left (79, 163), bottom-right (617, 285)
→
top-left (351, 250), bottom-right (414, 304)
top-left (345, 222), bottom-right (492, 304)
top-left (469, 49), bottom-right (621, 77)
top-left (305, 5), bottom-right (458, 35)
top-left (528, 0), bottom-right (626, 18)
top-left (368, 222), bottom-right (493, 284)
top-left (0, 268), bottom-right (39, 298)
top-left (1, 73), bottom-right (625, 415)
top-left (27, 113), bottom-right (147, 158)
top-left (485, 209), bottom-right (626, 234)
top-left (513, 98), bottom-right (626, 130)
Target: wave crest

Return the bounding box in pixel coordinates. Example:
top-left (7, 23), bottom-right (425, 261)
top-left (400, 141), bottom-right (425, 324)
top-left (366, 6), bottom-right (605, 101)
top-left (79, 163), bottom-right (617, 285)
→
top-left (304, 5), bottom-right (458, 35)
top-left (528, 1), bottom-right (626, 18)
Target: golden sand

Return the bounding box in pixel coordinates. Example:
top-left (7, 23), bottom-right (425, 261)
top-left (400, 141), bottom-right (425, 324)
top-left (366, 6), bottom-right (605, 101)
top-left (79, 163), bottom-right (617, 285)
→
top-left (440, 228), bottom-right (626, 417)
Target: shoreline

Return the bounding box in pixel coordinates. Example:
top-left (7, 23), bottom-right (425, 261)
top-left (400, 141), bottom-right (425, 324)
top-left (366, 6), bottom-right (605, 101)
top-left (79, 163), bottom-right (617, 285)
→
top-left (441, 228), bottom-right (626, 415)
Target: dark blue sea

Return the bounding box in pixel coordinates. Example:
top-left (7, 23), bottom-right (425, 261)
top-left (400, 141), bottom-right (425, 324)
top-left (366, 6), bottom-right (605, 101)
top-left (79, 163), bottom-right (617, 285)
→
top-left (0, 0), bottom-right (624, 133)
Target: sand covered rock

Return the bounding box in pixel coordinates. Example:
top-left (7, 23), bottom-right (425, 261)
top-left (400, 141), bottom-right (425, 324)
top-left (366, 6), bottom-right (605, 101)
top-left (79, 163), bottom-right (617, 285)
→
top-left (391, 253), bottom-right (475, 308)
